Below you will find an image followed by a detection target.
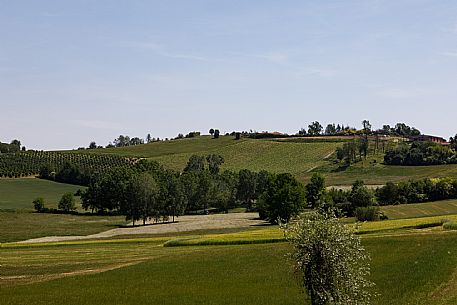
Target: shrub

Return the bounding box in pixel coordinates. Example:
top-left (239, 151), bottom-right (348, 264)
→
top-left (355, 206), bottom-right (380, 222)
top-left (32, 197), bottom-right (45, 212)
top-left (58, 192), bottom-right (76, 212)
top-left (443, 221), bottom-right (457, 230)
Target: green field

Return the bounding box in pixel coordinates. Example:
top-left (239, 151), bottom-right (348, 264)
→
top-left (0, 178), bottom-right (125, 243)
top-left (0, 211), bottom-right (126, 243)
top-left (2, 229), bottom-right (457, 305)
top-left (381, 199), bottom-right (457, 220)
top-left (60, 136), bottom-right (457, 186)
top-left (78, 136), bottom-right (341, 175)
top-left (0, 178), bottom-right (83, 210)
top-left (321, 158), bottom-right (457, 186)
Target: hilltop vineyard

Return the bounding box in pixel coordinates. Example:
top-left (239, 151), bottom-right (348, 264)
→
top-left (0, 151), bottom-right (138, 178)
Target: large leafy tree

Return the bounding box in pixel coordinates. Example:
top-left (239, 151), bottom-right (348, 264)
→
top-left (259, 173), bottom-right (306, 223)
top-left (214, 129), bottom-right (220, 138)
top-left (283, 211), bottom-right (374, 305)
top-left (183, 155), bottom-right (206, 173)
top-left (126, 172), bottom-right (159, 225)
top-left (206, 154), bottom-right (224, 175)
top-left (213, 170), bottom-right (238, 213)
top-left (349, 180), bottom-right (375, 208)
top-left (308, 121), bottom-right (323, 135)
top-left (159, 170), bottom-right (186, 222)
top-left (10, 139), bottom-right (21, 150)
top-left (179, 172), bottom-right (200, 211)
top-left (82, 167), bottom-right (134, 213)
top-left (450, 134), bottom-right (457, 151)
top-left (195, 171), bottom-right (215, 213)
top-left (305, 173), bottom-right (326, 208)
top-left (237, 169), bottom-right (257, 208)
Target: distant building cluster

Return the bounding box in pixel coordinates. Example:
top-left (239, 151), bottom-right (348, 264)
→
top-left (409, 135), bottom-right (449, 145)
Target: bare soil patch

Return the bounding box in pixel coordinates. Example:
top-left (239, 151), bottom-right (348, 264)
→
top-left (17, 213), bottom-right (265, 244)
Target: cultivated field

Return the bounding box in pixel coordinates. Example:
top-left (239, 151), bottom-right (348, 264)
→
top-left (61, 136), bottom-right (457, 185)
top-left (381, 199), bottom-right (457, 219)
top-left (2, 225), bottom-right (457, 305)
top-left (69, 136), bottom-right (341, 176)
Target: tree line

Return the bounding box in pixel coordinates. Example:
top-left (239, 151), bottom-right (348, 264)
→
top-left (33, 155), bottom-right (348, 226)
top-left (384, 141), bottom-right (457, 166)
top-left (298, 121), bottom-right (420, 137)
top-left (0, 140), bottom-right (24, 153)
top-left (376, 177), bottom-right (457, 205)
top-left (67, 155), bottom-right (307, 225)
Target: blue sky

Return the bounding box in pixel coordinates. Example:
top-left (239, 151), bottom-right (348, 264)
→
top-left (1, 0), bottom-right (457, 150)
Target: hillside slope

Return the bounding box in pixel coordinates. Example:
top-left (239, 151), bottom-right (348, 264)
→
top-left (63, 136), bottom-right (457, 185)
top-left (78, 136), bottom-right (340, 176)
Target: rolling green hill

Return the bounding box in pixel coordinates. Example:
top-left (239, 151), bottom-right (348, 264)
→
top-left (67, 136), bottom-right (342, 178)
top-left (69, 135), bottom-right (457, 185)
top-left (3, 135), bottom-right (457, 185)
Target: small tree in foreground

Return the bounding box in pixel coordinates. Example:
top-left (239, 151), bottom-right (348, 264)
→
top-left (283, 211), bottom-right (374, 305)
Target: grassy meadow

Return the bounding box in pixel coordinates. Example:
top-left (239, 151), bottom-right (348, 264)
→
top-left (0, 178), bottom-right (83, 210)
top-left (0, 178), bottom-right (125, 243)
top-left (2, 227), bottom-right (457, 305)
top-left (381, 199), bottom-right (457, 220)
top-left (0, 211), bottom-right (126, 243)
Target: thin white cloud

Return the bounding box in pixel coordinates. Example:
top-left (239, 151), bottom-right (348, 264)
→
top-left (301, 68), bottom-right (338, 77)
top-left (158, 52), bottom-right (208, 61)
top-left (72, 120), bottom-right (122, 130)
top-left (256, 52), bottom-right (289, 64)
top-left (42, 12), bottom-right (62, 17)
top-left (377, 88), bottom-right (418, 99)
top-left (440, 51), bottom-right (457, 57)
top-left (117, 41), bottom-right (209, 61)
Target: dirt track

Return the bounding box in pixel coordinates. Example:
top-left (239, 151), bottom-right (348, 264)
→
top-left (17, 213), bottom-right (265, 244)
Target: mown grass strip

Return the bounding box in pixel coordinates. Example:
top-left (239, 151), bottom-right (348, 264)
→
top-left (353, 214), bottom-right (457, 234)
top-left (443, 221), bottom-right (457, 230)
top-left (163, 237), bottom-right (286, 247)
top-left (0, 236), bottom-right (170, 249)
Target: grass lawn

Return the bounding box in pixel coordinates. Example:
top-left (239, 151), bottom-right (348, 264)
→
top-left (0, 211), bottom-right (126, 243)
top-left (0, 178), bottom-right (84, 210)
top-left (353, 214), bottom-right (457, 234)
top-left (381, 199), bottom-right (457, 219)
top-left (366, 232), bottom-right (457, 305)
top-left (2, 231), bottom-right (457, 305)
top-left (1, 243), bottom-right (304, 305)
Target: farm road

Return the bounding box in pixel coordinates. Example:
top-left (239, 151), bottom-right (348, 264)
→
top-left (17, 213), bottom-right (265, 244)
